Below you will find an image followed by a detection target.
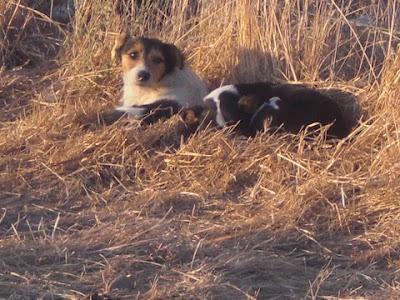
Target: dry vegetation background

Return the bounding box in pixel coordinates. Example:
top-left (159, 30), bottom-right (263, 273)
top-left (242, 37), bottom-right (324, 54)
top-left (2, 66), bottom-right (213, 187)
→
top-left (1, 0), bottom-right (400, 299)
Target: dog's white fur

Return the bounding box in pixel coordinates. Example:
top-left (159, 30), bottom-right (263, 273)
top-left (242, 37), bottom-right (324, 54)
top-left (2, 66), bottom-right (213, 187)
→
top-left (250, 96), bottom-right (281, 125)
top-left (203, 85), bottom-right (239, 127)
top-left (267, 96), bottom-right (281, 110)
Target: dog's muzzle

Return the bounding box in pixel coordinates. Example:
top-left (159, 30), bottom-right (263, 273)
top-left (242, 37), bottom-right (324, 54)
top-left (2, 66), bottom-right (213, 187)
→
top-left (137, 70), bottom-right (151, 83)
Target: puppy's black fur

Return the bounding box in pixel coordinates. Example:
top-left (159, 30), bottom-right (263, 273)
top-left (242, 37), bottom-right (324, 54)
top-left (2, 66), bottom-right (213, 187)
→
top-left (238, 83), bottom-right (349, 138)
top-left (78, 100), bottom-right (183, 129)
top-left (208, 82), bottom-right (350, 138)
top-left (138, 99), bottom-right (182, 124)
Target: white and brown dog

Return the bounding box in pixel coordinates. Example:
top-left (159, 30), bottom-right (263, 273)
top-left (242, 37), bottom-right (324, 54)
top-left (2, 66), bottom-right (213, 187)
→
top-left (101, 33), bottom-right (207, 124)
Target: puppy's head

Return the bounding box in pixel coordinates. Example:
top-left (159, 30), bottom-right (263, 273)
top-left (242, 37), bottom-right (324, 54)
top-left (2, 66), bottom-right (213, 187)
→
top-left (112, 33), bottom-right (184, 87)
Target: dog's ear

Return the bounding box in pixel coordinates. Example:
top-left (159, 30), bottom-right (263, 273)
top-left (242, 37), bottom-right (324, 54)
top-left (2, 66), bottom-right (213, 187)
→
top-left (111, 32), bottom-right (129, 62)
top-left (164, 43), bottom-right (185, 70)
top-left (238, 95), bottom-right (259, 113)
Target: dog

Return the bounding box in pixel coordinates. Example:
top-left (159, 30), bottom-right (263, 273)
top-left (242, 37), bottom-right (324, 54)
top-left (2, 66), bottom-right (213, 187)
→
top-left (201, 82), bottom-right (350, 138)
top-left (108, 33), bottom-right (207, 121)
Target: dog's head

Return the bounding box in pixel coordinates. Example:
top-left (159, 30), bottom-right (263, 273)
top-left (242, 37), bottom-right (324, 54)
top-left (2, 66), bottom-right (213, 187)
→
top-left (111, 33), bottom-right (184, 87)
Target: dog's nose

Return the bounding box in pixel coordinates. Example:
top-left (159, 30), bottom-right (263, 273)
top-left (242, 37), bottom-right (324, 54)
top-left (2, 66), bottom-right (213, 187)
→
top-left (137, 70), bottom-right (150, 82)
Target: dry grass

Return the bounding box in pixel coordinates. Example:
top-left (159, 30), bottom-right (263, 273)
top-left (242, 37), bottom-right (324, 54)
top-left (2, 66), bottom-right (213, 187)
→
top-left (0, 0), bottom-right (70, 69)
top-left (1, 0), bottom-right (400, 299)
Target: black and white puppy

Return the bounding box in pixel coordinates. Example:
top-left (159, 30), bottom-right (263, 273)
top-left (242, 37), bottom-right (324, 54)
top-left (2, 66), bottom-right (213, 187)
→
top-left (203, 82), bottom-right (349, 138)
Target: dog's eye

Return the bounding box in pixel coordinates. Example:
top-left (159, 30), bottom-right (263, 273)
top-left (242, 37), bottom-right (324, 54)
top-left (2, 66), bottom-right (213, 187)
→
top-left (129, 52), bottom-right (139, 59)
top-left (152, 57), bottom-right (163, 64)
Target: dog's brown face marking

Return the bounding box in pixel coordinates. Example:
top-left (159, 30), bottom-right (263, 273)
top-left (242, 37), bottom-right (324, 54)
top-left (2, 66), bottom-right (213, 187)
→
top-left (120, 41), bottom-right (145, 74)
top-left (113, 34), bottom-right (184, 86)
top-left (121, 42), bottom-right (167, 82)
top-left (145, 48), bottom-right (167, 83)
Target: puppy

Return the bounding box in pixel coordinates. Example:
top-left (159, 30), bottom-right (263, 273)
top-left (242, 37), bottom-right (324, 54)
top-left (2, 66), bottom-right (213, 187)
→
top-left (203, 82), bottom-right (350, 138)
top-left (110, 33), bottom-right (207, 120)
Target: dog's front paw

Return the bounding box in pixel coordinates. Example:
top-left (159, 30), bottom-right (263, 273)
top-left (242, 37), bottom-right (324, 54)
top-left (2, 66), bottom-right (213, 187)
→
top-left (74, 110), bottom-right (127, 130)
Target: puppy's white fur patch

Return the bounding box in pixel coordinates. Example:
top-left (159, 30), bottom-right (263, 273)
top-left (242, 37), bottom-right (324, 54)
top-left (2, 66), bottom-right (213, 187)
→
top-left (268, 96), bottom-right (281, 110)
top-left (203, 85), bottom-right (239, 127)
top-left (250, 96), bottom-right (281, 125)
